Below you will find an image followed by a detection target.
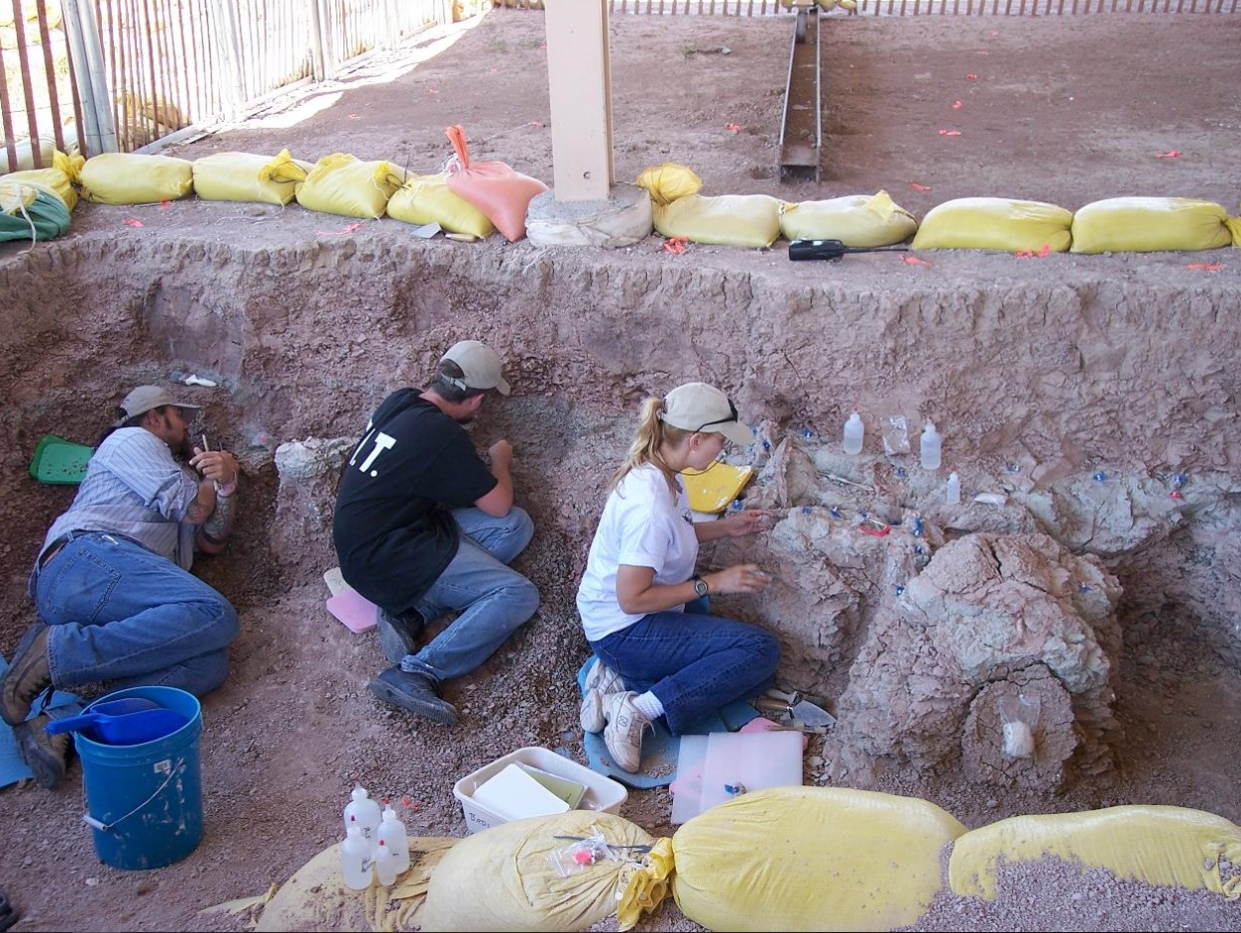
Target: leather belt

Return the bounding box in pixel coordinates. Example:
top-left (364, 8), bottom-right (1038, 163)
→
top-left (37, 533), bottom-right (74, 570)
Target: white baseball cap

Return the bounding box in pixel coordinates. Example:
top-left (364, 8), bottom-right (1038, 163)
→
top-left (660, 382), bottom-right (753, 446)
top-left (441, 340), bottom-right (511, 396)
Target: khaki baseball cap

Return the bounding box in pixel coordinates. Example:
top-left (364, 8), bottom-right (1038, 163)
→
top-left (660, 382), bottom-right (753, 447)
top-left (115, 386), bottom-right (203, 426)
top-left (441, 340), bottom-right (511, 396)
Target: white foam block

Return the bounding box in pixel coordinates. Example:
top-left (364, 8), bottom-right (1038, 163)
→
top-left (323, 567), bottom-right (353, 597)
top-left (471, 763), bottom-right (571, 821)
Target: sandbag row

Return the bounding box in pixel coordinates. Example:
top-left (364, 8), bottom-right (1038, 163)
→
top-left (637, 162), bottom-right (1241, 254)
top-left (409, 788), bottom-right (1241, 933)
top-left (18, 146), bottom-right (1241, 255)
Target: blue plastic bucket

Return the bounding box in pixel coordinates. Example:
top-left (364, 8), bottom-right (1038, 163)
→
top-left (73, 686), bottom-right (204, 870)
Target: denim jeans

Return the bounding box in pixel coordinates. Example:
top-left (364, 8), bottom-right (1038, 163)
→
top-left (399, 507), bottom-right (539, 683)
top-left (32, 532), bottom-right (239, 696)
top-left (589, 610), bottom-right (780, 735)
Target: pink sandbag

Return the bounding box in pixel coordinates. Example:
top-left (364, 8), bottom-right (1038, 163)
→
top-left (444, 124), bottom-right (547, 242)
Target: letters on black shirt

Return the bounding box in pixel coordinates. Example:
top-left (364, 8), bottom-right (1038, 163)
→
top-left (332, 390), bottom-right (497, 611)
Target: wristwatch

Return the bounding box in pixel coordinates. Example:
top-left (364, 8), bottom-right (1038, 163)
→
top-left (692, 575), bottom-right (709, 598)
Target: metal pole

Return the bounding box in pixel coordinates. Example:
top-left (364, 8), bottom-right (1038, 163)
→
top-left (215, 0), bottom-right (247, 120)
top-left (62, 0), bottom-right (118, 153)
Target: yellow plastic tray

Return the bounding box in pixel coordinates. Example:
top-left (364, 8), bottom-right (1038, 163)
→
top-left (682, 463), bottom-right (754, 514)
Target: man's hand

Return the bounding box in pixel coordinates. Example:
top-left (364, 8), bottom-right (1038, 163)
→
top-left (488, 439), bottom-right (513, 470)
top-left (190, 447), bottom-right (239, 485)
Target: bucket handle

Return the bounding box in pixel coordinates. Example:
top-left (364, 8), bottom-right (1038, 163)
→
top-left (81, 757), bottom-right (186, 834)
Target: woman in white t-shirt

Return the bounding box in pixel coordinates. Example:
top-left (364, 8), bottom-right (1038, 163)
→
top-left (576, 382), bottom-right (781, 773)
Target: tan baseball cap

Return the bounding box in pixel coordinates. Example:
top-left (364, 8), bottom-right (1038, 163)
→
top-left (441, 340), bottom-right (511, 396)
top-left (115, 386), bottom-right (203, 426)
top-left (660, 382), bottom-right (753, 446)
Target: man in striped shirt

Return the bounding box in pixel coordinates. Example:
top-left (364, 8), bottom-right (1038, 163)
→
top-left (1, 386), bottom-right (241, 788)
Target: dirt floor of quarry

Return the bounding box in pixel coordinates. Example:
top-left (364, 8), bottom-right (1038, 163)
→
top-left (1, 8), bottom-right (1241, 932)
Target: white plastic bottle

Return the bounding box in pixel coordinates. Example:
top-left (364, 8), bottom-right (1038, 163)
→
top-left (341, 825), bottom-right (373, 890)
top-left (946, 471), bottom-right (961, 504)
top-left (343, 786), bottom-right (382, 850)
top-left (375, 839), bottom-right (397, 887)
top-left (920, 421), bottom-right (942, 471)
top-left (378, 805), bottom-right (410, 875)
top-left (843, 412), bottom-right (864, 455)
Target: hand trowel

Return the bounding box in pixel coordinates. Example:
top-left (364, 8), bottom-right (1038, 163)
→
top-left (753, 688), bottom-right (836, 730)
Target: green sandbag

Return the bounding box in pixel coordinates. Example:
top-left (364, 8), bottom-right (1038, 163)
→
top-left (0, 188), bottom-right (72, 243)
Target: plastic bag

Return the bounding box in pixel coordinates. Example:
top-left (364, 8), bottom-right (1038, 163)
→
top-left (79, 152), bottom-right (194, 205)
top-left (997, 693), bottom-right (1040, 758)
top-left (635, 162), bottom-right (703, 207)
top-left (387, 170), bottom-right (495, 238)
top-left (653, 193), bottom-right (783, 249)
top-left (912, 197), bottom-right (1073, 253)
top-left (1070, 196), bottom-right (1241, 254)
top-left (781, 190), bottom-right (918, 246)
top-left (443, 124), bottom-right (547, 242)
top-left (295, 153), bottom-right (404, 219)
top-left (192, 150), bottom-right (313, 205)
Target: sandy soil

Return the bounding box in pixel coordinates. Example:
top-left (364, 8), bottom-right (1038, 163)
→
top-left (1, 8), bottom-right (1240, 932)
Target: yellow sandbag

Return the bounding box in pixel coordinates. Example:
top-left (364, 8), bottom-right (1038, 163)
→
top-left (654, 193), bottom-right (783, 249)
top-left (4, 160), bottom-right (77, 212)
top-left (672, 787), bottom-right (967, 932)
top-left (635, 162), bottom-right (703, 207)
top-left (295, 153), bottom-right (404, 219)
top-left (79, 152), bottom-right (193, 204)
top-left (1070, 197), bottom-right (1241, 254)
top-left (781, 190), bottom-right (918, 246)
top-left (387, 171), bottom-right (495, 238)
top-left (950, 805), bottom-right (1241, 901)
top-left (420, 811), bottom-right (653, 932)
top-left (253, 835), bottom-right (457, 932)
top-left (912, 196), bottom-right (1073, 253)
top-left (192, 150), bottom-right (312, 205)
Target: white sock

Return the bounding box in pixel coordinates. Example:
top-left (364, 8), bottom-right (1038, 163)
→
top-left (633, 691), bottom-right (664, 721)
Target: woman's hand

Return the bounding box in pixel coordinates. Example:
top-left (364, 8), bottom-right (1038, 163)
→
top-left (704, 563), bottom-right (772, 595)
top-left (723, 509), bottom-right (775, 537)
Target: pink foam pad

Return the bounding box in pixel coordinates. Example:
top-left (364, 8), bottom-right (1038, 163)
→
top-left (740, 715), bottom-right (810, 750)
top-left (326, 589), bottom-right (379, 634)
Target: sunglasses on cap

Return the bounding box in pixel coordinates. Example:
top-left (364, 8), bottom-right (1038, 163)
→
top-left (693, 398), bottom-right (740, 433)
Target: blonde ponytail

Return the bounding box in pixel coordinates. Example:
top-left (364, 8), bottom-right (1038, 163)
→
top-left (608, 396), bottom-right (690, 495)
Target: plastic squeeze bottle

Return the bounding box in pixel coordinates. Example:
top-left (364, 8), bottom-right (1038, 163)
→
top-left (378, 805), bottom-right (410, 874)
top-left (344, 786), bottom-right (382, 860)
top-left (843, 412), bottom-right (864, 455)
top-left (946, 471), bottom-right (961, 504)
top-left (341, 825), bottom-right (373, 890)
top-left (375, 839), bottom-right (397, 887)
top-left (920, 421), bottom-right (942, 471)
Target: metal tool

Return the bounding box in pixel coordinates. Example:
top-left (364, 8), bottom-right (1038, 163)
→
top-left (790, 239), bottom-right (911, 262)
top-left (754, 688), bottom-right (836, 730)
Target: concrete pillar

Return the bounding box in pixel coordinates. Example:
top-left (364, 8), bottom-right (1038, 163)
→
top-left (543, 0), bottom-right (613, 201)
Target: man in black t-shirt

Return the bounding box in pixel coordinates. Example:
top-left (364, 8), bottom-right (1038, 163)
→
top-left (333, 341), bottom-right (539, 725)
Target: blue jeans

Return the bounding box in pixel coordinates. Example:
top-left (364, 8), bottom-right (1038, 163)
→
top-left (400, 507), bottom-right (539, 683)
top-left (32, 532), bottom-right (239, 696)
top-left (589, 610), bottom-right (780, 735)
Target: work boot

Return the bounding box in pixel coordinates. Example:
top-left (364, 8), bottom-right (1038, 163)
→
top-left (368, 666), bottom-right (457, 726)
top-left (602, 691), bottom-right (650, 774)
top-left (13, 713), bottom-right (68, 789)
top-left (376, 609), bottom-right (425, 664)
top-left (1, 623), bottom-right (52, 727)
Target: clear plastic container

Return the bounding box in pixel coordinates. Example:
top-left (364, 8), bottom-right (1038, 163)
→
top-left (340, 825), bottom-right (372, 890)
top-left (378, 805), bottom-right (410, 874)
top-left (843, 412), bottom-right (864, 455)
top-left (920, 421), bottom-right (942, 471)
